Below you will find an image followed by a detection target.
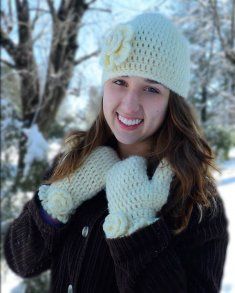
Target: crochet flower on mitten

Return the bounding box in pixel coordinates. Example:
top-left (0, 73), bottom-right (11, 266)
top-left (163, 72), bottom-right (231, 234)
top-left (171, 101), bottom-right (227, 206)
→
top-left (38, 146), bottom-right (120, 223)
top-left (103, 156), bottom-right (174, 238)
top-left (100, 24), bottom-right (134, 70)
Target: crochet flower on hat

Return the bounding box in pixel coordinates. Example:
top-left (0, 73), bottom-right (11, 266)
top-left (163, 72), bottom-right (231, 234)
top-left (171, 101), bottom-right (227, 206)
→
top-left (101, 24), bottom-right (134, 70)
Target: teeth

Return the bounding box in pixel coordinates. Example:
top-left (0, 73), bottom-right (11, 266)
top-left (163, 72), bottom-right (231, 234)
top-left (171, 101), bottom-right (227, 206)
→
top-left (118, 114), bottom-right (143, 126)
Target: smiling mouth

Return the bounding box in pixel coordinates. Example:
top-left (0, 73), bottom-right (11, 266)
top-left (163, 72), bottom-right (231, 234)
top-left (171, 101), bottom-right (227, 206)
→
top-left (116, 112), bottom-right (144, 127)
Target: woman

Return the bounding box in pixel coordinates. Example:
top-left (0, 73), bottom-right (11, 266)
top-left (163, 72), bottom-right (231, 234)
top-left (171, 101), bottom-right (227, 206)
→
top-left (4, 12), bottom-right (228, 293)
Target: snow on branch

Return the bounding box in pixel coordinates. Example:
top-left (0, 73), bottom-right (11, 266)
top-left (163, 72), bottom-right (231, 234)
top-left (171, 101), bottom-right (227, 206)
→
top-left (23, 124), bottom-right (49, 176)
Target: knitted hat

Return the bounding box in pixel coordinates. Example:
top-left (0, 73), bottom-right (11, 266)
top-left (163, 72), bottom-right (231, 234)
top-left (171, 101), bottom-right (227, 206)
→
top-left (100, 13), bottom-right (190, 98)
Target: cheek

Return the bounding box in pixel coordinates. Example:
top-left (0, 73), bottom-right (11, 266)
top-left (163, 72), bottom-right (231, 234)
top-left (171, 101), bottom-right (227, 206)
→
top-left (103, 94), bottom-right (116, 121)
top-left (103, 88), bottom-right (120, 111)
top-left (147, 100), bottom-right (168, 122)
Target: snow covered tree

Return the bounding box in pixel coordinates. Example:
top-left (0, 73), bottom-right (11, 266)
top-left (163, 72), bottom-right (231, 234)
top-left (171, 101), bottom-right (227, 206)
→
top-left (1, 1), bottom-right (109, 291)
top-left (170, 0), bottom-right (235, 156)
top-left (171, 0), bottom-right (234, 125)
top-left (1, 0), bottom-right (102, 194)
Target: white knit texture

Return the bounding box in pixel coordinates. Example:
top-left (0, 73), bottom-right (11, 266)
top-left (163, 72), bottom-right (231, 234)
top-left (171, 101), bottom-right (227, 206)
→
top-left (101, 13), bottom-right (190, 98)
top-left (38, 146), bottom-right (120, 223)
top-left (103, 156), bottom-right (174, 238)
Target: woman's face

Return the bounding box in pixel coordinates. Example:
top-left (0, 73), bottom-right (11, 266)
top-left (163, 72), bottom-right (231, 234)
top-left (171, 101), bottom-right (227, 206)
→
top-left (103, 76), bottom-right (170, 157)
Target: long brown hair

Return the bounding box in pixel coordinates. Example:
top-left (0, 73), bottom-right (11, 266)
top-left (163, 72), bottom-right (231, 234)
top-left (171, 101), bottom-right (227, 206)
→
top-left (46, 91), bottom-right (219, 234)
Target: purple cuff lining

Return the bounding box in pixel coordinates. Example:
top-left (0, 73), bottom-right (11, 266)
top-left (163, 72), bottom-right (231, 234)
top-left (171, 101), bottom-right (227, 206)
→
top-left (39, 207), bottom-right (63, 228)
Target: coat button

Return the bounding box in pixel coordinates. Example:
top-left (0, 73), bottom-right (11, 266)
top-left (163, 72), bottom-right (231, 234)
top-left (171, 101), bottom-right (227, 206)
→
top-left (82, 226), bottom-right (89, 237)
top-left (68, 284), bottom-right (73, 292)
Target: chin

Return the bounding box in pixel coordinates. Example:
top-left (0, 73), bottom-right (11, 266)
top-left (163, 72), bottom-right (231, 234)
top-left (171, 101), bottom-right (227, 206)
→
top-left (115, 137), bottom-right (140, 145)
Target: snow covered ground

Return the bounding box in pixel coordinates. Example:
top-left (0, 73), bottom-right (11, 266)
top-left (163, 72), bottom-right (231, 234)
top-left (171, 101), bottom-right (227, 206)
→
top-left (1, 148), bottom-right (235, 293)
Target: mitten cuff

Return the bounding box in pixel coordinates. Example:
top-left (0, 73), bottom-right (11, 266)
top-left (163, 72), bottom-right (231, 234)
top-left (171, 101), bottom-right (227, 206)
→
top-left (38, 185), bottom-right (77, 223)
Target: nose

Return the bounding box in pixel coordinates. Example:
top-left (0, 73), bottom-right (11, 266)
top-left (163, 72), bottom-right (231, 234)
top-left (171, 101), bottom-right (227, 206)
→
top-left (121, 90), bottom-right (140, 114)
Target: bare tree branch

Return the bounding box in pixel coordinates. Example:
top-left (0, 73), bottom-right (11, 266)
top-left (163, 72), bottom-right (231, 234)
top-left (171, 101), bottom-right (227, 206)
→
top-left (46, 0), bottom-right (57, 22)
top-left (31, 0), bottom-right (42, 30)
top-left (29, 8), bottom-right (50, 13)
top-left (1, 58), bottom-right (16, 68)
top-left (209, 0), bottom-right (235, 64)
top-left (86, 0), bottom-right (97, 6)
top-left (1, 9), bottom-right (13, 33)
top-left (0, 28), bottom-right (18, 59)
top-left (32, 25), bottom-right (50, 43)
top-left (15, 0), bottom-right (32, 44)
top-left (74, 49), bottom-right (100, 65)
top-left (209, 0), bottom-right (226, 50)
top-left (89, 7), bottom-right (112, 13)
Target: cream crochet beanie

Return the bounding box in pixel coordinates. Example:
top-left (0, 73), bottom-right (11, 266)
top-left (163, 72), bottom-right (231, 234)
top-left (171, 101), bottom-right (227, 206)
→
top-left (100, 13), bottom-right (190, 98)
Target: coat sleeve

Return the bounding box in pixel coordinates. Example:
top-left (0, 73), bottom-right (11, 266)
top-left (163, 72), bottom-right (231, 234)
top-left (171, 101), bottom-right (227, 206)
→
top-left (105, 196), bottom-right (229, 293)
top-left (4, 192), bottom-right (69, 278)
top-left (3, 153), bottom-right (69, 278)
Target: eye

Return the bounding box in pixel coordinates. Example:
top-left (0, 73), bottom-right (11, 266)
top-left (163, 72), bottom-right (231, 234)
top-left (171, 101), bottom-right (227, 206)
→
top-left (113, 79), bottom-right (127, 86)
top-left (145, 87), bottom-right (160, 94)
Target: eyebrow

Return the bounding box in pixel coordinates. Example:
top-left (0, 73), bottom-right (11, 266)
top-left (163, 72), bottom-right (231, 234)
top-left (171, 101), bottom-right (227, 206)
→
top-left (144, 78), bottom-right (163, 85)
top-left (121, 76), bottom-right (163, 86)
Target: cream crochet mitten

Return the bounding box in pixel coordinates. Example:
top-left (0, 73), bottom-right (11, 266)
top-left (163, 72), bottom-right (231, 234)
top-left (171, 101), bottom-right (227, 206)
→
top-left (38, 146), bottom-right (120, 223)
top-left (103, 156), bottom-right (174, 238)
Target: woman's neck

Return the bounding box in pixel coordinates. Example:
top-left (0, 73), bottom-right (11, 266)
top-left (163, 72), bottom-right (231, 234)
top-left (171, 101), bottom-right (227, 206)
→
top-left (117, 141), bottom-right (152, 159)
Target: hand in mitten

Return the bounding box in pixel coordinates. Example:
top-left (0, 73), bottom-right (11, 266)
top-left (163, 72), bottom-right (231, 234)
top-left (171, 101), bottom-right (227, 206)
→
top-left (38, 146), bottom-right (120, 223)
top-left (103, 156), bottom-right (174, 238)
